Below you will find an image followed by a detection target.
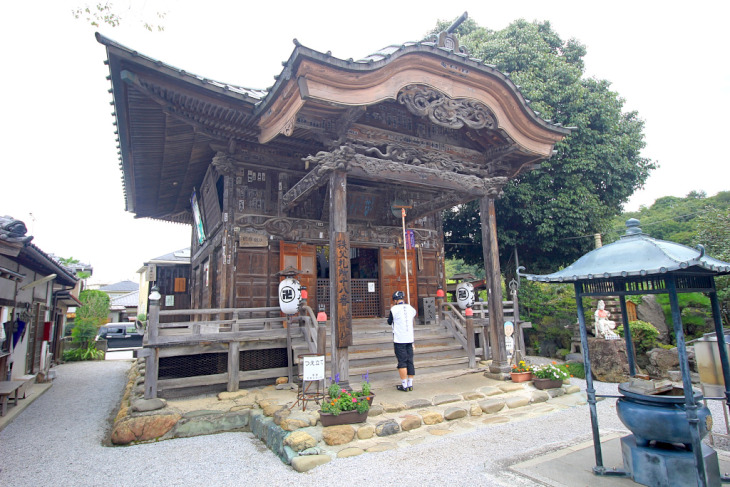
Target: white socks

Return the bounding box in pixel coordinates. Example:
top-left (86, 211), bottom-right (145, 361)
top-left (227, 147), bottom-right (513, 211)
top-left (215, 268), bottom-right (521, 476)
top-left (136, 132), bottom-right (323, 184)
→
top-left (402, 379), bottom-right (408, 388)
top-left (407, 378), bottom-right (413, 387)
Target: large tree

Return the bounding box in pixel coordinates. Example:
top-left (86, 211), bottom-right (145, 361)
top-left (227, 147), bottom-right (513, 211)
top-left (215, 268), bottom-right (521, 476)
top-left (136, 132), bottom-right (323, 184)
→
top-left (435, 19), bottom-right (655, 275)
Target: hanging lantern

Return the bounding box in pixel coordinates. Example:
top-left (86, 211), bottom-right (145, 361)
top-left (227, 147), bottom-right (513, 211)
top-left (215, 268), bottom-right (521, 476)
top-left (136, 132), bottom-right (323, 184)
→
top-left (456, 281), bottom-right (475, 310)
top-left (278, 277), bottom-right (302, 315)
top-left (436, 287), bottom-right (445, 298)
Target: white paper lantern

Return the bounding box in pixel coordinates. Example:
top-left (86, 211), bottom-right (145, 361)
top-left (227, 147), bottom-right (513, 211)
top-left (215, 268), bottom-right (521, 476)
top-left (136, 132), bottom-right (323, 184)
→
top-left (278, 278), bottom-right (301, 315)
top-left (455, 281), bottom-right (475, 310)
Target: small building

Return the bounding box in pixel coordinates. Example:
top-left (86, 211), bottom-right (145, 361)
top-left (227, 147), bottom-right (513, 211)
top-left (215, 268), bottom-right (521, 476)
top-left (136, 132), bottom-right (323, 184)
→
top-left (0, 216), bottom-right (79, 380)
top-left (137, 248), bottom-right (191, 322)
top-left (108, 290), bottom-right (139, 322)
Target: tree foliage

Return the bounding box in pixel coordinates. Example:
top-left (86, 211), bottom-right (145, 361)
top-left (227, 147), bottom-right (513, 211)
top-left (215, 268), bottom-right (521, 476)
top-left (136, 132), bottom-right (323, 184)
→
top-left (72, 1), bottom-right (166, 31)
top-left (75, 290), bottom-right (109, 326)
top-left (606, 191), bottom-right (730, 245)
top-left (434, 18), bottom-right (655, 275)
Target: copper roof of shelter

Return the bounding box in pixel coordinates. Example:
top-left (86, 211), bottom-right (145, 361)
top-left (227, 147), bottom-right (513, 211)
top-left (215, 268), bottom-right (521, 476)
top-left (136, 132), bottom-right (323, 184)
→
top-left (521, 219), bottom-right (730, 283)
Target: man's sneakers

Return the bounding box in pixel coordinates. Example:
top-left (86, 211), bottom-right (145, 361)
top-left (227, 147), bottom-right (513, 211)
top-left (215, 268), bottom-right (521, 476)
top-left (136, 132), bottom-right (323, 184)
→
top-left (396, 385), bottom-right (414, 392)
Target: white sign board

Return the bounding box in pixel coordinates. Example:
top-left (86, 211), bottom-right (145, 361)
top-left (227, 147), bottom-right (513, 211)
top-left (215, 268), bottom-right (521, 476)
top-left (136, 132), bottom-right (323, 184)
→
top-left (368, 282), bottom-right (375, 293)
top-left (302, 355), bottom-right (325, 381)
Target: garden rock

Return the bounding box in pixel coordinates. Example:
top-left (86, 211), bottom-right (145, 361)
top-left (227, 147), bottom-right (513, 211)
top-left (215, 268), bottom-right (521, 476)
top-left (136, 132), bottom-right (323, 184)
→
top-left (564, 385), bottom-right (581, 394)
top-left (273, 408), bottom-right (290, 425)
top-left (111, 413), bottom-right (181, 445)
top-left (462, 391), bottom-right (485, 401)
top-left (444, 407), bottom-right (467, 420)
top-left (357, 424), bottom-right (375, 439)
top-left (498, 383), bottom-right (524, 393)
top-left (477, 386), bottom-right (503, 396)
top-left (637, 295), bottom-right (669, 343)
top-left (400, 415), bottom-right (422, 431)
top-left (381, 402), bottom-right (406, 413)
top-left (646, 347), bottom-right (680, 378)
top-left (131, 398), bottom-right (166, 412)
top-left (530, 391), bottom-right (550, 403)
top-left (478, 399), bottom-right (505, 414)
top-left (548, 388), bottom-right (565, 398)
top-left (218, 390), bottom-right (249, 401)
top-left (291, 454), bottom-right (331, 472)
top-left (284, 431), bottom-right (316, 451)
top-left (405, 398), bottom-right (432, 409)
top-left (337, 447), bottom-right (364, 458)
top-left (375, 419), bottom-right (400, 437)
top-left (433, 394), bottom-right (461, 405)
top-left (505, 396), bottom-right (530, 409)
top-left (368, 405), bottom-right (384, 416)
top-left (420, 411), bottom-right (444, 425)
top-left (174, 411), bottom-right (249, 438)
top-left (588, 337), bottom-right (630, 382)
top-left (263, 403), bottom-right (285, 417)
top-left (280, 414), bottom-right (311, 431)
top-left (322, 425), bottom-right (355, 445)
top-left (366, 442), bottom-right (397, 452)
top-left (470, 404), bottom-right (482, 416)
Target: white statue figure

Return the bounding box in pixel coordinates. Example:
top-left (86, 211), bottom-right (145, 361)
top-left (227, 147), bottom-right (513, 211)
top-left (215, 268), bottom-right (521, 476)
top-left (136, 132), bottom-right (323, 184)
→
top-left (594, 300), bottom-right (620, 340)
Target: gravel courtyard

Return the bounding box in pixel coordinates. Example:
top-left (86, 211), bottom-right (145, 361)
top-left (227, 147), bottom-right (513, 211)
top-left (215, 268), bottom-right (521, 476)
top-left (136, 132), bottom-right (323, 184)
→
top-left (1, 360), bottom-right (726, 486)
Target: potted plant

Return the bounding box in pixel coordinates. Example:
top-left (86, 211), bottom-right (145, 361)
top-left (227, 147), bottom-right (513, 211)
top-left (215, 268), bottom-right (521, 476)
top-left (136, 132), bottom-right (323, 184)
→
top-left (532, 362), bottom-right (570, 390)
top-left (510, 360), bottom-right (533, 382)
top-left (320, 376), bottom-right (371, 426)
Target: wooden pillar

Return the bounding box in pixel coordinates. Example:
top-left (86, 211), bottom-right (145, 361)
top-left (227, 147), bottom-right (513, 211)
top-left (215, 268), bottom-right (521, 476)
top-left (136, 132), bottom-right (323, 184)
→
top-left (480, 197), bottom-right (510, 377)
top-left (144, 292), bottom-right (160, 399)
top-left (329, 170), bottom-right (352, 387)
top-left (227, 341), bottom-right (240, 392)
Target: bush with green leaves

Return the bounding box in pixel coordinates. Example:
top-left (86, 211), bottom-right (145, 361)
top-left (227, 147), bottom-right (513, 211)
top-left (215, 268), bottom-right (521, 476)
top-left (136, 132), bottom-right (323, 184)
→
top-left (617, 320), bottom-right (659, 355)
top-left (655, 293), bottom-right (712, 340)
top-left (63, 343), bottom-right (104, 362)
top-left (565, 362), bottom-right (585, 379)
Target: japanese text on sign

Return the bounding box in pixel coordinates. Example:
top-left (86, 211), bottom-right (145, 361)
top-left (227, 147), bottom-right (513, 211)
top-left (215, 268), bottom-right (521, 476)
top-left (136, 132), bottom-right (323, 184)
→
top-left (302, 355), bottom-right (325, 381)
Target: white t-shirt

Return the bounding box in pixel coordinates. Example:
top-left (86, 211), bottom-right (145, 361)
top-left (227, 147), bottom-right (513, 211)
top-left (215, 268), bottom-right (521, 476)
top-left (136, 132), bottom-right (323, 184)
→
top-left (388, 303), bottom-right (417, 343)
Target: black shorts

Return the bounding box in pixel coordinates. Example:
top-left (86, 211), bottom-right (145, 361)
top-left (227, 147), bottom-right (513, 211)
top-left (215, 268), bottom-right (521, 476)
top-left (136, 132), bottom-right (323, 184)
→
top-left (394, 342), bottom-right (415, 375)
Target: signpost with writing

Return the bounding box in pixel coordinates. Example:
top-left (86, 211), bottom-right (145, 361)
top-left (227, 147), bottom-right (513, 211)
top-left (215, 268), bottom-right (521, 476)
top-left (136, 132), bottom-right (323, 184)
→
top-left (292, 354), bottom-right (326, 411)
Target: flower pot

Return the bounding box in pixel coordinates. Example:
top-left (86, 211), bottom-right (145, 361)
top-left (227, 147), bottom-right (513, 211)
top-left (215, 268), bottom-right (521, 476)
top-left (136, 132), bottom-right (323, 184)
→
top-left (510, 372), bottom-right (533, 383)
top-left (319, 409), bottom-right (369, 426)
top-left (533, 378), bottom-right (564, 390)
top-left (363, 393), bottom-right (375, 405)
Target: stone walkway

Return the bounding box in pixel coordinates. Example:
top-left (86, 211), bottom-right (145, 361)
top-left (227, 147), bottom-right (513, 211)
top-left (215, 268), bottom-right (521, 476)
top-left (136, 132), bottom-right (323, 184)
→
top-left (112, 359), bottom-right (586, 472)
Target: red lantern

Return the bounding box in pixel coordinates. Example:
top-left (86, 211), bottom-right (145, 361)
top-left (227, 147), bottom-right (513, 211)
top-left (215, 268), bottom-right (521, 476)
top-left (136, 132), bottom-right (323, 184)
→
top-left (436, 288), bottom-right (445, 298)
top-left (465, 307), bottom-right (473, 317)
top-left (301, 288), bottom-right (308, 300)
top-left (316, 311), bottom-right (327, 323)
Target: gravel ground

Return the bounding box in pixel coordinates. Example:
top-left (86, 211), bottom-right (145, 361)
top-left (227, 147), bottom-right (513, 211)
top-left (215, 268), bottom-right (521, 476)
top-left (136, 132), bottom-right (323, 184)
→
top-left (1, 360), bottom-right (727, 487)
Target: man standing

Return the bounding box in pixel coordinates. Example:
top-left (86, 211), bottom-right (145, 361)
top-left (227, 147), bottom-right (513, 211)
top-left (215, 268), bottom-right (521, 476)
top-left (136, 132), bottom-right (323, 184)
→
top-left (388, 291), bottom-right (417, 391)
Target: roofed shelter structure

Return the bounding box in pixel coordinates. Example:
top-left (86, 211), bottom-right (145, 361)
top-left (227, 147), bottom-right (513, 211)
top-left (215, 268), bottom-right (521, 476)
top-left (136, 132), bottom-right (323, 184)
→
top-left (521, 219), bottom-right (730, 486)
top-left (98, 13), bottom-right (570, 390)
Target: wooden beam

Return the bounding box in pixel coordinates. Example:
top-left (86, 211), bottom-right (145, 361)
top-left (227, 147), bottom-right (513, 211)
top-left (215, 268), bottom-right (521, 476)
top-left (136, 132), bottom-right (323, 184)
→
top-left (281, 160), bottom-right (336, 211)
top-left (227, 341), bottom-right (240, 392)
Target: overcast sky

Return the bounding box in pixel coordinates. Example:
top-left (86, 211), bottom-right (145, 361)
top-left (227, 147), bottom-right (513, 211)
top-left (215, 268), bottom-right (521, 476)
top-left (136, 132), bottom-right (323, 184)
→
top-left (1, 0), bottom-right (728, 285)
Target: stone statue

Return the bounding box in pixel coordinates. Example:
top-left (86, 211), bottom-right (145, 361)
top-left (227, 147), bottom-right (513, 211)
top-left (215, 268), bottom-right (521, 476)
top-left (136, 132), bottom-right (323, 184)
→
top-left (594, 300), bottom-right (620, 340)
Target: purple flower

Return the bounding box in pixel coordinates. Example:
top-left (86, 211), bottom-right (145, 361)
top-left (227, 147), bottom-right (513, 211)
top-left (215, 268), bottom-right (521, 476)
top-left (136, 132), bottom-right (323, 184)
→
top-left (334, 373), bottom-right (340, 384)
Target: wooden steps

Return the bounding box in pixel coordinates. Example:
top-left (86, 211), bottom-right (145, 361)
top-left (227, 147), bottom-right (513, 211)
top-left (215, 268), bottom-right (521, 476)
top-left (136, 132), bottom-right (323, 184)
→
top-left (292, 319), bottom-right (470, 381)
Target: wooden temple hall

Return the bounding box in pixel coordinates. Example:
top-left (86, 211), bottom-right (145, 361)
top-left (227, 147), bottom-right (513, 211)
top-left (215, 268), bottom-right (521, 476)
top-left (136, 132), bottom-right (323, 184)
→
top-left (97, 17), bottom-right (570, 396)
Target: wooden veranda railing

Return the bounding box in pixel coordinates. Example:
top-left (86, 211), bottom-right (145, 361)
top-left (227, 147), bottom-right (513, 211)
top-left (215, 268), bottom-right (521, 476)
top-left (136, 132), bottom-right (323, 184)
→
top-left (437, 290), bottom-right (532, 369)
top-left (141, 303), bottom-right (325, 399)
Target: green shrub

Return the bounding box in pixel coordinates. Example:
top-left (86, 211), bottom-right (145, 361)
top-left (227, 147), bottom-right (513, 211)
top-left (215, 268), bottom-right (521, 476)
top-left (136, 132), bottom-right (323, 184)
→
top-left (565, 362), bottom-right (585, 379)
top-left (617, 320), bottom-right (659, 355)
top-left (557, 348), bottom-right (569, 359)
top-left (63, 343), bottom-right (104, 361)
